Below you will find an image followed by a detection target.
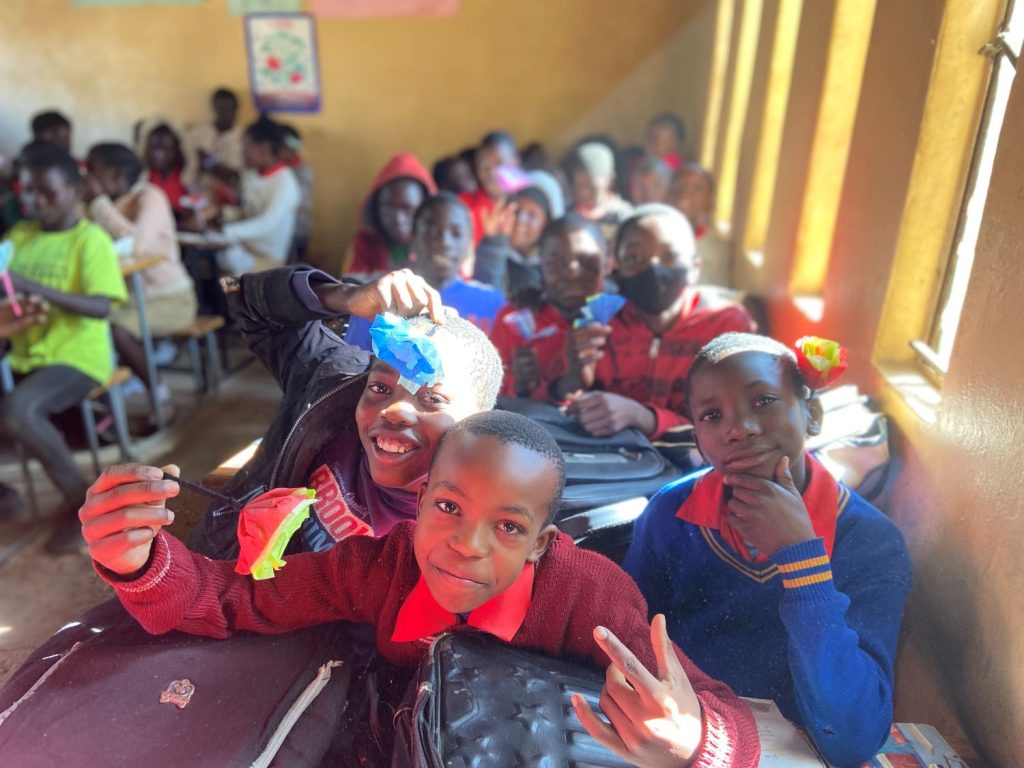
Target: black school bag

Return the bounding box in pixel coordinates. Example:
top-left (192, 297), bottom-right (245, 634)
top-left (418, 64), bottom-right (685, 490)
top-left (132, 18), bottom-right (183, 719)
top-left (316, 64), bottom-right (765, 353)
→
top-left (394, 631), bottom-right (632, 768)
top-left (0, 598), bottom-right (373, 768)
top-left (497, 397), bottom-right (681, 560)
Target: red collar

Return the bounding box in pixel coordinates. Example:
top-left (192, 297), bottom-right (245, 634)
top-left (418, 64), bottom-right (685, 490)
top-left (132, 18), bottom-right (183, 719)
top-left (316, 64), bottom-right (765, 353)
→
top-left (695, 223), bottom-right (708, 239)
top-left (287, 156), bottom-right (303, 168)
top-left (391, 563), bottom-right (535, 643)
top-left (676, 455), bottom-right (839, 561)
top-left (260, 162), bottom-right (288, 178)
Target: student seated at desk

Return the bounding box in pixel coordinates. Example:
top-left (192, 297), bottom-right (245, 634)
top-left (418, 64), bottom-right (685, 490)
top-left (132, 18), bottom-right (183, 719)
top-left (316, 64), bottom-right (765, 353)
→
top-left (667, 163), bottom-right (731, 288)
top-left (345, 193), bottom-right (504, 347)
top-left (623, 333), bottom-right (913, 766)
top-left (136, 117), bottom-right (197, 219)
top-left (554, 204), bottom-right (754, 441)
top-left (30, 110), bottom-right (73, 154)
top-left (345, 153), bottom-right (435, 275)
top-left (644, 112), bottom-right (686, 172)
top-left (213, 117), bottom-right (301, 276)
top-left (84, 142), bottom-right (198, 408)
top-left (0, 142), bottom-right (127, 553)
top-left (187, 87), bottom-right (245, 178)
top-left (459, 131), bottom-right (520, 248)
top-left (490, 213), bottom-right (609, 400)
top-left (86, 268), bottom-right (503, 558)
top-left (567, 141), bottom-right (633, 240)
top-left (83, 411), bottom-right (760, 768)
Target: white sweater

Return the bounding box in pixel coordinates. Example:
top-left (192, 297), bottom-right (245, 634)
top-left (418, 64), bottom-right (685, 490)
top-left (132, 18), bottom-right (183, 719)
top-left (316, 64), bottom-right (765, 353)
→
top-left (223, 165), bottom-right (301, 265)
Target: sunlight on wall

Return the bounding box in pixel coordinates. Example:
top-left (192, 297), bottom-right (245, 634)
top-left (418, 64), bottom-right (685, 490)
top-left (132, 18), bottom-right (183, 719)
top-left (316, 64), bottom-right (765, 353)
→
top-left (700, 0), bottom-right (735, 170)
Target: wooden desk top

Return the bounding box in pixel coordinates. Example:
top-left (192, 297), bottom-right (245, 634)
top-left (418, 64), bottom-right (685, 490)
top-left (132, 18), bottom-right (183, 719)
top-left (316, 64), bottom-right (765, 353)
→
top-left (120, 255), bottom-right (166, 277)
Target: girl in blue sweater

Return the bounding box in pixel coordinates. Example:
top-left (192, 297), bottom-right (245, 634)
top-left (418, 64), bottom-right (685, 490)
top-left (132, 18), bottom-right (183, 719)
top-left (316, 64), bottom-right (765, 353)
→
top-left (623, 333), bottom-right (912, 767)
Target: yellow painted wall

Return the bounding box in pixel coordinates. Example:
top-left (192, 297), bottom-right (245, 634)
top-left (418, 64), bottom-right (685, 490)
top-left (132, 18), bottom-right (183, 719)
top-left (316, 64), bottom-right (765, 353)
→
top-left (0, 0), bottom-right (712, 274)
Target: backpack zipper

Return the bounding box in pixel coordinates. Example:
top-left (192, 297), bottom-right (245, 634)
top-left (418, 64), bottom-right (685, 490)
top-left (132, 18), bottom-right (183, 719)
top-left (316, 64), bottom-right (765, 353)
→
top-left (269, 375), bottom-right (365, 488)
top-left (0, 641), bottom-right (83, 729)
top-left (249, 659), bottom-right (344, 768)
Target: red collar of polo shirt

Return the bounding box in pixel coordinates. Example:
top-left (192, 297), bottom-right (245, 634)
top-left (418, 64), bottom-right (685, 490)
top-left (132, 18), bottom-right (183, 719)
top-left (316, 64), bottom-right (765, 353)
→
top-left (260, 162), bottom-right (288, 178)
top-left (676, 454), bottom-right (839, 561)
top-left (391, 563), bottom-right (535, 643)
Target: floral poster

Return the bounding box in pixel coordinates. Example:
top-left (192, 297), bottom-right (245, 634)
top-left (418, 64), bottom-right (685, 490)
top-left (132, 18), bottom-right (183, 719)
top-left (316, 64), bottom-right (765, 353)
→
top-left (244, 13), bottom-right (321, 113)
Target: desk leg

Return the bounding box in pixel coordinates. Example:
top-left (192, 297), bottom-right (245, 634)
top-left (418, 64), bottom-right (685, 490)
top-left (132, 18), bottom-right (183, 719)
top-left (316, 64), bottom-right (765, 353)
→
top-left (130, 272), bottom-right (162, 429)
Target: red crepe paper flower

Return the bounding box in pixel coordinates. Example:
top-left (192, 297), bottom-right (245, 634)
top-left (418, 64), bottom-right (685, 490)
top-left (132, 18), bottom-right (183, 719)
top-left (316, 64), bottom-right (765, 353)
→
top-left (794, 336), bottom-right (848, 391)
top-left (235, 488), bottom-right (317, 580)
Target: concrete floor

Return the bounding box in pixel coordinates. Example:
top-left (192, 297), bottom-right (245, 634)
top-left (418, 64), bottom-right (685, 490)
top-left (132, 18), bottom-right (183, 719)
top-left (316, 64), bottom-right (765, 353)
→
top-left (0, 360), bottom-right (281, 686)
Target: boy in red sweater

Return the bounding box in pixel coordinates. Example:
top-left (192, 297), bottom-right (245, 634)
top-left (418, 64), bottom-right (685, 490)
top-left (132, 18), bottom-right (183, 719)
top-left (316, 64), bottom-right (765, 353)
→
top-left (490, 214), bottom-right (609, 399)
top-left (83, 411), bottom-right (759, 768)
top-left (557, 204), bottom-right (755, 442)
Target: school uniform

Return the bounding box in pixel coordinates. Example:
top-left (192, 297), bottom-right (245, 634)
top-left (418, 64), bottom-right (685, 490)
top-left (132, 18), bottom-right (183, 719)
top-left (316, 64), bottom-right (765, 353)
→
top-left (623, 456), bottom-right (912, 766)
top-left (219, 163), bottom-right (301, 276)
top-left (187, 122), bottom-right (245, 174)
top-left (593, 294), bottom-right (755, 439)
top-left (490, 301), bottom-right (573, 399)
top-left (99, 521), bottom-right (760, 768)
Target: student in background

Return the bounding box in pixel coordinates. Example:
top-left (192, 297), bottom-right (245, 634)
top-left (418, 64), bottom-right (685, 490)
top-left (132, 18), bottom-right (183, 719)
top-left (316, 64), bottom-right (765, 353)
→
top-left (30, 111), bottom-right (73, 153)
top-left (566, 142), bottom-right (632, 240)
top-left (555, 204), bottom-right (754, 442)
top-left (667, 162), bottom-right (731, 287)
top-left (644, 112), bottom-right (686, 171)
top-left (345, 153), bottom-right (435, 276)
top-left (0, 142), bottom-right (128, 553)
top-left (188, 87), bottom-right (245, 176)
top-left (627, 155), bottom-right (671, 206)
top-left (432, 154), bottom-right (478, 196)
top-left (279, 124), bottom-right (314, 265)
top-left (84, 142), bottom-right (197, 409)
top-left (346, 193), bottom-right (504, 347)
top-left (475, 170), bottom-right (565, 297)
top-left (624, 333), bottom-right (912, 765)
top-left (213, 117), bottom-right (301, 276)
top-left (136, 118), bottom-right (197, 218)
top-left (490, 214), bottom-right (608, 399)
top-left (85, 411), bottom-right (760, 768)
top-left (460, 131), bottom-right (520, 247)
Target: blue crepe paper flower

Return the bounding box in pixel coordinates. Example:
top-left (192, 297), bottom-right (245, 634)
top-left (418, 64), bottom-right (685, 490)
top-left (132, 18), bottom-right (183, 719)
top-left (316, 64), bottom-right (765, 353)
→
top-left (573, 293), bottom-right (627, 328)
top-left (368, 313), bottom-right (444, 394)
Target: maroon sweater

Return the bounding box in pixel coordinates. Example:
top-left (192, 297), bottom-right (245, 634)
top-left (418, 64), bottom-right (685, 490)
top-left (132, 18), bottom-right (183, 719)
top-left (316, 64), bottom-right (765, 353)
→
top-left (100, 523), bottom-right (759, 768)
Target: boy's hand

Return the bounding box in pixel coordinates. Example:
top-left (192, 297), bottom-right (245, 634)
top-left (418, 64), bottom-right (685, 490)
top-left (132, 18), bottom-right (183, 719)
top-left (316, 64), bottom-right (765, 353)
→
top-left (0, 295), bottom-right (47, 337)
top-left (724, 456), bottom-right (816, 556)
top-left (318, 269), bottom-right (444, 324)
top-left (511, 346), bottom-right (541, 396)
top-left (80, 464), bottom-right (180, 576)
top-left (574, 614), bottom-right (703, 767)
top-left (481, 199), bottom-right (518, 238)
top-left (565, 323), bottom-right (611, 389)
top-left (566, 391), bottom-right (656, 437)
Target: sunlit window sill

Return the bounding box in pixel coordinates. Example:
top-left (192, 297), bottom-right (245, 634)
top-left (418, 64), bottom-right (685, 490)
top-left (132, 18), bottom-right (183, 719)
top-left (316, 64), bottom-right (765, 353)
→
top-left (874, 360), bottom-right (941, 429)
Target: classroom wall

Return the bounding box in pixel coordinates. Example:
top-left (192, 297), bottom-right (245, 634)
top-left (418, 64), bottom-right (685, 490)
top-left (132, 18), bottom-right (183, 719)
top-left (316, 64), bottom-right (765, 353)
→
top-left (728, 0), bottom-right (1024, 763)
top-left (0, 0), bottom-right (713, 274)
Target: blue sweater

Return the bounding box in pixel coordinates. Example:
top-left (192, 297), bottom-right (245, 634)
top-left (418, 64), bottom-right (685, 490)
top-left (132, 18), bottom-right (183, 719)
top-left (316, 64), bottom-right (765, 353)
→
top-left (623, 470), bottom-right (912, 767)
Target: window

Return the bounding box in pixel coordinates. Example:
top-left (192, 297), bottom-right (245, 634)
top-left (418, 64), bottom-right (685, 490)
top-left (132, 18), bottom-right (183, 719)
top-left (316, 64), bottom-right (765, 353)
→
top-left (912, 0), bottom-right (1024, 376)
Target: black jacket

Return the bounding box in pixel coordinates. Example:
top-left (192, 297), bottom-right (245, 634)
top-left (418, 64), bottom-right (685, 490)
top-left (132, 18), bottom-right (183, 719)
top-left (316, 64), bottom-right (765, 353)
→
top-left (187, 267), bottom-right (371, 559)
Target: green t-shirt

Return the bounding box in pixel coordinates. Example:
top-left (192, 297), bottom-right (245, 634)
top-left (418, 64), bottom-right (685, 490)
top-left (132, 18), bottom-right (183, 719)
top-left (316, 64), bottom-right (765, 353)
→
top-left (6, 219), bottom-right (128, 385)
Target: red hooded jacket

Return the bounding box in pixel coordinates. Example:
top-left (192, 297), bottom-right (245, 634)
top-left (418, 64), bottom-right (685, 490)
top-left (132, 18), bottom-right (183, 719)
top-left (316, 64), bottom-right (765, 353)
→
top-left (347, 153), bottom-right (436, 275)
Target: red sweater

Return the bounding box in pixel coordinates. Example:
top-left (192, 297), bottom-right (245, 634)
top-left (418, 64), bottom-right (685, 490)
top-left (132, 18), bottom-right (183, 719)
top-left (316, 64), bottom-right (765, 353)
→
top-left (100, 523), bottom-right (758, 768)
top-left (491, 301), bottom-right (573, 399)
top-left (594, 294), bottom-right (756, 438)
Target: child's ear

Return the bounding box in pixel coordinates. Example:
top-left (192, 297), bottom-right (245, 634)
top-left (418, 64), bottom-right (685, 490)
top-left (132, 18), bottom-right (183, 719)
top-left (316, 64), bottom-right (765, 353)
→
top-left (526, 523), bottom-right (559, 564)
top-left (805, 396), bottom-right (824, 437)
top-left (415, 482), bottom-right (429, 518)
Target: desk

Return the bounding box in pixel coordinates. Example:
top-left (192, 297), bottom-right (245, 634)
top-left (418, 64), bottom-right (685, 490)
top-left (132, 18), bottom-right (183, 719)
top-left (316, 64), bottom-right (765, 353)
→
top-left (121, 255), bottom-right (166, 428)
top-left (177, 231), bottom-right (230, 249)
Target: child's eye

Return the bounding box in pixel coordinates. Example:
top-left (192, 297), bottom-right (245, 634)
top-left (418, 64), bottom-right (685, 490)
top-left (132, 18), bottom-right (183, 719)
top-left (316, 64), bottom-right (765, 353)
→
top-left (419, 391), bottom-right (448, 407)
top-left (699, 410), bottom-right (720, 423)
top-left (497, 520), bottom-right (525, 536)
top-left (435, 500), bottom-right (459, 516)
top-left (754, 395), bottom-right (778, 407)
top-left (367, 382), bottom-right (390, 395)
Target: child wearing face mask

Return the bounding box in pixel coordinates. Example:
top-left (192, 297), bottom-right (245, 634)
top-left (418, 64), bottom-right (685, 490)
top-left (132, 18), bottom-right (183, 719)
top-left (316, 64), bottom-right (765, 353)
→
top-left (557, 204), bottom-right (755, 443)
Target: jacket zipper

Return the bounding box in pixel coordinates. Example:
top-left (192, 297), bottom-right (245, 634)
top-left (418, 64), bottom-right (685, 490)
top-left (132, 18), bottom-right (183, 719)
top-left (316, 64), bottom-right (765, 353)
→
top-left (269, 376), bottom-right (365, 487)
top-left (249, 660), bottom-right (344, 768)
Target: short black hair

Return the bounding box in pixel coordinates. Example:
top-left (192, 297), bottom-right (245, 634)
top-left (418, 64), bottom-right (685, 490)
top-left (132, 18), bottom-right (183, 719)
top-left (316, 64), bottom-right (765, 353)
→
top-left (614, 203), bottom-right (696, 267)
top-left (432, 410), bottom-right (566, 522)
top-left (86, 143), bottom-right (143, 186)
top-left (20, 140), bottom-right (81, 184)
top-left (649, 112), bottom-right (686, 141)
top-left (30, 111), bottom-right (71, 139)
top-left (412, 191), bottom-right (470, 231)
top-left (212, 88), bottom-right (238, 106)
top-left (480, 130), bottom-right (517, 154)
top-left (684, 332), bottom-right (809, 420)
top-left (245, 116), bottom-right (284, 153)
top-left (432, 156), bottom-right (460, 191)
top-left (637, 154), bottom-right (672, 181)
top-left (280, 123), bottom-right (300, 140)
top-left (405, 310), bottom-right (504, 410)
top-left (541, 212), bottom-right (608, 256)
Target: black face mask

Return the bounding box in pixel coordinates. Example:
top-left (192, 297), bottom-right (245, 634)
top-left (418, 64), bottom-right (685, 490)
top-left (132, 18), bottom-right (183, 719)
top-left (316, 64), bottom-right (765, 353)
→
top-left (615, 264), bottom-right (689, 314)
